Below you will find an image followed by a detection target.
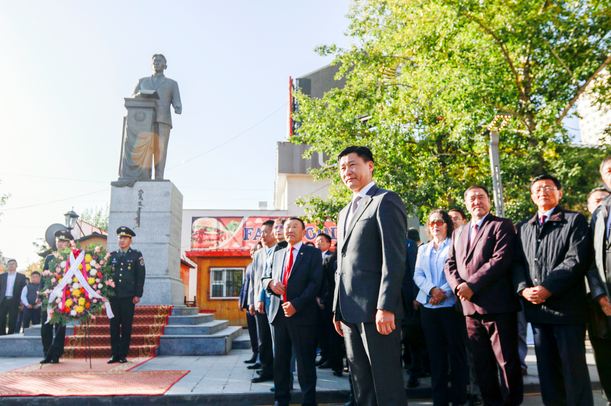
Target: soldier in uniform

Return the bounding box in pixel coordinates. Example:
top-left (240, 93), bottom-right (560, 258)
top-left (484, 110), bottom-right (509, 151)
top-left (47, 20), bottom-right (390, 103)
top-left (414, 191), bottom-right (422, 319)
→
top-left (40, 229), bottom-right (72, 364)
top-left (107, 226), bottom-right (146, 364)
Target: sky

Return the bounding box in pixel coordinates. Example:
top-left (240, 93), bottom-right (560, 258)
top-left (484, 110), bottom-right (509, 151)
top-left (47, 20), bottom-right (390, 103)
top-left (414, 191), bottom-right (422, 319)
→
top-left (0, 1), bottom-right (353, 268)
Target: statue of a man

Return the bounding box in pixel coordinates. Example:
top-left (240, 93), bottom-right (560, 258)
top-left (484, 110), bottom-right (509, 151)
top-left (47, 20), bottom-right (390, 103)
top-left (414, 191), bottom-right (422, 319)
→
top-left (133, 54), bottom-right (182, 180)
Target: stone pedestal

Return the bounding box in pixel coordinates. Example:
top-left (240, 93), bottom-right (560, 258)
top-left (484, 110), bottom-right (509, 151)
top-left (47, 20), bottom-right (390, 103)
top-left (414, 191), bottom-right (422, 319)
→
top-left (108, 180), bottom-right (184, 305)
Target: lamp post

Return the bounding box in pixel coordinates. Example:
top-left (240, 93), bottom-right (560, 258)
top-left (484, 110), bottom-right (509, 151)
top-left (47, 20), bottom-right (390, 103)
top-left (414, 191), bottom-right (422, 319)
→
top-left (64, 209), bottom-right (79, 231)
top-left (487, 114), bottom-right (511, 217)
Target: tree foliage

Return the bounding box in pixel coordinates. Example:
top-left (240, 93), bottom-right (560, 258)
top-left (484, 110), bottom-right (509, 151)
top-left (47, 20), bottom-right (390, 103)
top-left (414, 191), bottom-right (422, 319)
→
top-left (81, 205), bottom-right (109, 231)
top-left (294, 0), bottom-right (610, 224)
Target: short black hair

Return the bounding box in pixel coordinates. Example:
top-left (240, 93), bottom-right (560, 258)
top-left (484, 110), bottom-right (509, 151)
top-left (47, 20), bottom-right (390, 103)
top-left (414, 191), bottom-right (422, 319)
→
top-left (337, 146), bottom-right (374, 163)
top-left (448, 207), bottom-right (467, 220)
top-left (464, 185), bottom-right (490, 199)
top-left (274, 218), bottom-right (287, 226)
top-left (316, 233), bottom-right (332, 243)
top-left (262, 219), bottom-right (275, 228)
top-left (31, 271), bottom-right (41, 277)
top-left (530, 174), bottom-right (562, 190)
top-left (407, 228), bottom-right (420, 242)
top-left (6, 259), bottom-right (16, 265)
top-left (288, 217), bottom-right (306, 229)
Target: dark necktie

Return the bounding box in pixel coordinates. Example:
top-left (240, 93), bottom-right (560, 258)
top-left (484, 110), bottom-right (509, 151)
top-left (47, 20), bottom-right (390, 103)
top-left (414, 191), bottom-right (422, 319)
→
top-left (540, 215), bottom-right (547, 226)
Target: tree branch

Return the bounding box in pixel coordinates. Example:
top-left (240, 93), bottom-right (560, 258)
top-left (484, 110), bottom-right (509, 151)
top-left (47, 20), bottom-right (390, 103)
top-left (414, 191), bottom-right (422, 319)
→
top-left (558, 55), bottom-right (610, 123)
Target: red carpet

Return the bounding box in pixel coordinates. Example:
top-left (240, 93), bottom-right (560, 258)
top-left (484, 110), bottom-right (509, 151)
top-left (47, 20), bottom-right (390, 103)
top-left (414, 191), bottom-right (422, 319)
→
top-left (64, 305), bottom-right (173, 358)
top-left (0, 370), bottom-right (189, 396)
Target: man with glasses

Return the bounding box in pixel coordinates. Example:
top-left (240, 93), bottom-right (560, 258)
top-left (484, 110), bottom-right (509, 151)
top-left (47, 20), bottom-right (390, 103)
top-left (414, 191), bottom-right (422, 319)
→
top-left (514, 174), bottom-right (593, 405)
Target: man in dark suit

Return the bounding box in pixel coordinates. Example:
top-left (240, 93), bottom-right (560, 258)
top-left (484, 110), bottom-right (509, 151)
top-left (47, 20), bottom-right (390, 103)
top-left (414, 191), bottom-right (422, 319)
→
top-left (444, 185), bottom-right (523, 405)
top-left (515, 174), bottom-right (593, 405)
top-left (587, 156), bottom-right (611, 403)
top-left (262, 217), bottom-right (323, 406)
top-left (107, 226), bottom-right (146, 364)
top-left (332, 146), bottom-right (407, 405)
top-left (239, 243), bottom-right (260, 364)
top-left (0, 259), bottom-right (27, 335)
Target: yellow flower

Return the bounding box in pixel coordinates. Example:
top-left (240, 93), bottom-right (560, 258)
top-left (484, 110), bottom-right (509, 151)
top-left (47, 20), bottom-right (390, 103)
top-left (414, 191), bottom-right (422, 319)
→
top-left (85, 254), bottom-right (93, 262)
top-left (72, 277), bottom-right (78, 283)
top-left (86, 264), bottom-right (91, 271)
top-left (75, 305), bottom-right (84, 314)
top-left (65, 299), bottom-right (73, 308)
top-left (88, 277), bottom-right (95, 285)
top-left (78, 297), bottom-right (86, 306)
top-left (72, 289), bottom-right (81, 298)
top-left (78, 264), bottom-right (83, 270)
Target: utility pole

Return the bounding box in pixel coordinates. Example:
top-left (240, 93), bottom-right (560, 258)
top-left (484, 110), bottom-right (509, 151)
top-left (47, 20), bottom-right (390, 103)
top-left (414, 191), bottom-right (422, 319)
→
top-left (487, 114), bottom-right (511, 217)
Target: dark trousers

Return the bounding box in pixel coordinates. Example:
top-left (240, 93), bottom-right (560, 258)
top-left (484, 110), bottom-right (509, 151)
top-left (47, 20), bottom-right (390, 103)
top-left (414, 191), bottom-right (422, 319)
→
top-left (40, 310), bottom-right (66, 359)
top-left (271, 311), bottom-right (317, 406)
top-left (421, 306), bottom-right (468, 405)
top-left (22, 307), bottom-right (41, 329)
top-left (402, 308), bottom-right (428, 376)
top-left (0, 297), bottom-right (19, 335)
top-left (246, 311), bottom-right (259, 357)
top-left (342, 321), bottom-right (406, 406)
top-left (109, 297), bottom-right (135, 359)
top-left (590, 336), bottom-right (611, 401)
top-left (532, 323), bottom-right (593, 406)
top-left (466, 312), bottom-right (523, 406)
top-left (320, 307), bottom-right (343, 372)
top-left (255, 311), bottom-right (274, 376)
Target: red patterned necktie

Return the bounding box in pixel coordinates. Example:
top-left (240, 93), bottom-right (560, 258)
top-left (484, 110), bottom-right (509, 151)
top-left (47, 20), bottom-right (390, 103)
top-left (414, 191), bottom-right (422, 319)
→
top-left (540, 215), bottom-right (547, 226)
top-left (282, 246), bottom-right (294, 302)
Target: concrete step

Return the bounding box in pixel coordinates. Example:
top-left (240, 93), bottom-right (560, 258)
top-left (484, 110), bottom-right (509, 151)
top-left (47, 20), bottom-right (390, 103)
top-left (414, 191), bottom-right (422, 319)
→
top-left (167, 313), bottom-right (214, 325)
top-left (23, 324), bottom-right (75, 337)
top-left (163, 319), bottom-right (229, 335)
top-left (232, 329), bottom-right (252, 350)
top-left (0, 334), bottom-right (43, 357)
top-left (158, 326), bottom-right (242, 355)
top-left (171, 305), bottom-right (200, 316)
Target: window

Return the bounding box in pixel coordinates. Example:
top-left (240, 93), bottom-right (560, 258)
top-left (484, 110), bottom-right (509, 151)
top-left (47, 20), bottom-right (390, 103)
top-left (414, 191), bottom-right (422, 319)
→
top-left (210, 267), bottom-right (244, 299)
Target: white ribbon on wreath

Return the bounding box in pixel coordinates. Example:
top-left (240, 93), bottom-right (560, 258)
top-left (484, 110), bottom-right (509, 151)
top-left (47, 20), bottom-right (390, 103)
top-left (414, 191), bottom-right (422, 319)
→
top-left (46, 250), bottom-right (114, 323)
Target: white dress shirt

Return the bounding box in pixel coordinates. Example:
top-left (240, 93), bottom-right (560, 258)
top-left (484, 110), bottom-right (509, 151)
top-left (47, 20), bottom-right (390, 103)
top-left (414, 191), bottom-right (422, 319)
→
top-left (5, 272), bottom-right (17, 298)
top-left (346, 181), bottom-right (376, 226)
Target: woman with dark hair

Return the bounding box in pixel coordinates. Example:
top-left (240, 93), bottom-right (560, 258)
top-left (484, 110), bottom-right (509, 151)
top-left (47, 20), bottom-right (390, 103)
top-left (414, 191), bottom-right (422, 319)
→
top-left (414, 209), bottom-right (467, 405)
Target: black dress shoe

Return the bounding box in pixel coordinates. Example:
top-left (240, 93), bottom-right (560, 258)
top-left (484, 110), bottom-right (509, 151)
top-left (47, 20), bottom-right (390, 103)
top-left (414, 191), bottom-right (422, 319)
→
top-left (315, 358), bottom-right (328, 367)
top-left (244, 354), bottom-right (258, 364)
top-left (247, 362), bottom-right (261, 370)
top-left (119, 358), bottom-right (128, 364)
top-left (318, 361), bottom-right (332, 369)
top-left (40, 357), bottom-right (52, 364)
top-left (50, 358), bottom-right (59, 364)
top-left (332, 370), bottom-right (343, 377)
top-left (107, 357), bottom-right (120, 364)
top-left (251, 375), bottom-right (273, 383)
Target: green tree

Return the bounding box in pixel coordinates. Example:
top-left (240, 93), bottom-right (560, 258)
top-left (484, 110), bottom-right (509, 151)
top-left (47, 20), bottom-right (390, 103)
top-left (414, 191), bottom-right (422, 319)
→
top-left (80, 205), bottom-right (109, 231)
top-left (294, 0), bottom-right (610, 224)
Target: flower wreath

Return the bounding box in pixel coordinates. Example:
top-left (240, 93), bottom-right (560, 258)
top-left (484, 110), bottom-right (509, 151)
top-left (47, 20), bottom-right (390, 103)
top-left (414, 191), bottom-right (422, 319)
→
top-left (41, 245), bottom-right (115, 325)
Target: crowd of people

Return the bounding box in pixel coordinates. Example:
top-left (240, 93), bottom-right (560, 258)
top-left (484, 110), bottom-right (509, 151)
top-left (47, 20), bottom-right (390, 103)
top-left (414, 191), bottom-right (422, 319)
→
top-left (239, 146), bottom-right (611, 406)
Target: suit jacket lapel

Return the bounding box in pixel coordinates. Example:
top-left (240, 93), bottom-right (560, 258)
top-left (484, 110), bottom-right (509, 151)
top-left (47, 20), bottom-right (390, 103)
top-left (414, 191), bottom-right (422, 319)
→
top-left (595, 204), bottom-right (607, 281)
top-left (343, 186), bottom-right (378, 246)
top-left (288, 245), bottom-right (305, 283)
top-left (465, 215), bottom-right (491, 262)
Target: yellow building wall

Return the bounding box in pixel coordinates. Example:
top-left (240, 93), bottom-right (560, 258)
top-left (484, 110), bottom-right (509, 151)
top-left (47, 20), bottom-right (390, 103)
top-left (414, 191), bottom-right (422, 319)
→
top-left (194, 256), bottom-right (250, 327)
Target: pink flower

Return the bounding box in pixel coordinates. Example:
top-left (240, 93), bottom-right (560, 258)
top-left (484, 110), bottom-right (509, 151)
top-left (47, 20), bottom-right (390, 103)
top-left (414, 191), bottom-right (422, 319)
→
top-left (96, 290), bottom-right (101, 295)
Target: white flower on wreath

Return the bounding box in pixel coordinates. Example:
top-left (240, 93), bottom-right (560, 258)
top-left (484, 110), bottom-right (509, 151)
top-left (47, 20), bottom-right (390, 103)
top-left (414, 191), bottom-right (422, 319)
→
top-left (90, 260), bottom-right (97, 267)
top-left (55, 298), bottom-right (61, 304)
top-left (89, 269), bottom-right (97, 277)
top-left (97, 283), bottom-right (103, 289)
top-left (72, 283), bottom-right (80, 290)
top-left (70, 310), bottom-right (77, 316)
top-left (60, 261), bottom-right (66, 269)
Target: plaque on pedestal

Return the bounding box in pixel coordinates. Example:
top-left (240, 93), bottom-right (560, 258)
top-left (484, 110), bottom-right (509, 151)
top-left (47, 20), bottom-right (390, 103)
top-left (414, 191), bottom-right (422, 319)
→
top-left (108, 180), bottom-right (184, 305)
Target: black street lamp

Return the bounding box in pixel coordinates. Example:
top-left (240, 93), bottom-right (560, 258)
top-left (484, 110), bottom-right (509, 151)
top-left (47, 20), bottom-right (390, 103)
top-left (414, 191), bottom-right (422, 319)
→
top-left (64, 209), bottom-right (79, 231)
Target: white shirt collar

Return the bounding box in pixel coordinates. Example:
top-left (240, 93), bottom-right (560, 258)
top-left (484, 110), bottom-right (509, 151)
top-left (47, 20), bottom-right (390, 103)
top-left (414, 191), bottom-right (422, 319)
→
top-left (353, 181), bottom-right (375, 200)
top-left (537, 207), bottom-right (556, 220)
top-left (288, 242), bottom-right (303, 252)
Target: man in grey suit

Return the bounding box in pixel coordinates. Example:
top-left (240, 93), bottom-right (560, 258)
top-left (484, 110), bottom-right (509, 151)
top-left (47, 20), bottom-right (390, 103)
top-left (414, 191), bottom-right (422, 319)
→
top-left (333, 146), bottom-right (407, 405)
top-left (0, 259), bottom-right (27, 335)
top-left (133, 53), bottom-right (182, 180)
top-left (587, 156), bottom-right (611, 402)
